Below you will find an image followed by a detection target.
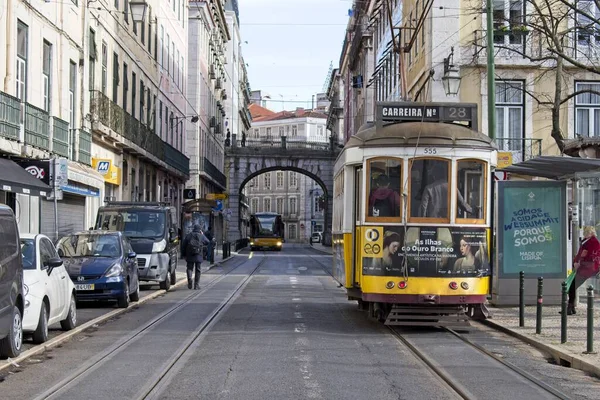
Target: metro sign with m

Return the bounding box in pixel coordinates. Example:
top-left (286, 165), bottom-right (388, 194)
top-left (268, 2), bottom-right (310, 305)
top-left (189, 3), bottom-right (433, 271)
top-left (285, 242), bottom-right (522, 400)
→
top-left (96, 161), bottom-right (110, 175)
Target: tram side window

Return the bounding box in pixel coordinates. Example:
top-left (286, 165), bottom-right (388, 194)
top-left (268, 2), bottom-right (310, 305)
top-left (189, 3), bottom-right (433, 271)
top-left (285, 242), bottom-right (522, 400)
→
top-left (367, 158), bottom-right (401, 218)
top-left (457, 161), bottom-right (485, 220)
top-left (410, 159), bottom-right (450, 219)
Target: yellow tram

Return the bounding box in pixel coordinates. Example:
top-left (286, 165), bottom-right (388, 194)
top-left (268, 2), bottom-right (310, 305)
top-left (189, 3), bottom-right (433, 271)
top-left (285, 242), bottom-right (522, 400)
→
top-left (332, 102), bottom-right (497, 326)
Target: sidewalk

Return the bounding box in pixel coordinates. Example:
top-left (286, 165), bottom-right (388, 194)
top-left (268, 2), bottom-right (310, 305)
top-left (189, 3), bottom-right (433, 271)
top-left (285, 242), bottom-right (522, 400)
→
top-left (487, 298), bottom-right (600, 377)
top-left (310, 242), bottom-right (333, 255)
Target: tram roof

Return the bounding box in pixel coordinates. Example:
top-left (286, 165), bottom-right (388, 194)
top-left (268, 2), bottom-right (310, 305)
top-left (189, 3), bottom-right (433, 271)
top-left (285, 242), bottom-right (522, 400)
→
top-left (344, 121), bottom-right (497, 150)
top-left (500, 156), bottom-right (600, 180)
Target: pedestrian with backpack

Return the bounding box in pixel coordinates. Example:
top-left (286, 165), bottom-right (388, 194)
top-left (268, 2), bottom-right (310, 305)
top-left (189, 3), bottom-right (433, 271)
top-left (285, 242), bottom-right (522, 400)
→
top-left (182, 224), bottom-right (210, 290)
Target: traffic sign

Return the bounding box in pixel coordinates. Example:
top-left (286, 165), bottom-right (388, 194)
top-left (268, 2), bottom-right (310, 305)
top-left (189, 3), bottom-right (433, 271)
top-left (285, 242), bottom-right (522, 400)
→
top-left (206, 193), bottom-right (228, 200)
top-left (493, 171), bottom-right (508, 181)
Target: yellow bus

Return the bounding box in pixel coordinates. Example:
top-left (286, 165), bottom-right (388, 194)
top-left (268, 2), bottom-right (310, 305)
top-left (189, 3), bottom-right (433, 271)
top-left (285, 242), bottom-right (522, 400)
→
top-left (249, 212), bottom-right (284, 251)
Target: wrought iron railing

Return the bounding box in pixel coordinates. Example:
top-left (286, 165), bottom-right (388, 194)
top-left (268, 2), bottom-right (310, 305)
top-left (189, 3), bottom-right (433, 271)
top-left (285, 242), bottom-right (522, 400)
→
top-left (202, 157), bottom-right (226, 188)
top-left (78, 129), bottom-right (92, 165)
top-left (24, 103), bottom-right (50, 150)
top-left (242, 139), bottom-right (330, 151)
top-left (164, 143), bottom-right (189, 176)
top-left (0, 91), bottom-right (20, 141)
top-left (495, 138), bottom-right (543, 163)
top-left (52, 117), bottom-right (70, 158)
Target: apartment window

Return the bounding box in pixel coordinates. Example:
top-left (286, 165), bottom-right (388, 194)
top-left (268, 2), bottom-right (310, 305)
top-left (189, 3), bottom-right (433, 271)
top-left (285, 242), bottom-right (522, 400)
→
top-left (149, 93), bottom-right (154, 128)
top-left (577, 1), bottom-right (600, 46)
top-left (89, 30), bottom-right (97, 91)
top-left (264, 173), bottom-right (271, 189)
top-left (493, 0), bottom-right (525, 45)
top-left (314, 196), bottom-right (322, 213)
top-left (140, 80), bottom-right (145, 122)
top-left (289, 224), bottom-right (297, 240)
top-left (290, 197), bottom-right (297, 214)
top-left (159, 101), bottom-right (163, 137)
top-left (131, 72), bottom-right (136, 117)
top-left (265, 127), bottom-right (272, 139)
top-left (172, 41), bottom-right (175, 77)
top-left (279, 126), bottom-right (284, 137)
top-left (276, 198), bottom-right (284, 214)
top-left (123, 64), bottom-right (129, 111)
top-left (575, 82), bottom-right (600, 137)
top-left (251, 198), bottom-right (259, 213)
top-left (167, 34), bottom-right (171, 74)
top-left (69, 61), bottom-right (77, 129)
top-left (141, 11), bottom-right (146, 44)
top-left (16, 21), bottom-right (28, 101)
top-left (112, 53), bottom-right (119, 103)
top-left (495, 80), bottom-right (524, 151)
top-left (160, 26), bottom-right (164, 66)
top-left (263, 198), bottom-right (271, 212)
top-left (101, 42), bottom-right (108, 94)
top-left (170, 112), bottom-right (174, 144)
top-left (181, 56), bottom-right (184, 88)
top-left (42, 40), bottom-right (52, 112)
top-left (317, 125), bottom-right (324, 136)
top-left (289, 172), bottom-right (297, 187)
top-left (276, 172), bottom-right (284, 188)
top-left (176, 49), bottom-right (180, 87)
top-left (292, 125), bottom-right (298, 136)
top-left (124, 0), bottom-right (129, 24)
top-left (114, 0), bottom-right (119, 9)
top-left (254, 128), bottom-right (259, 138)
top-left (165, 106), bottom-right (169, 141)
top-left (123, 160), bottom-right (128, 186)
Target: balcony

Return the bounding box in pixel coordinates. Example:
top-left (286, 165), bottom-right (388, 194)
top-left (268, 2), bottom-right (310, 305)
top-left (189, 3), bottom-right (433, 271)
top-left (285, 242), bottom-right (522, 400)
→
top-left (78, 129), bottom-right (92, 165)
top-left (472, 30), bottom-right (542, 67)
top-left (202, 157), bottom-right (227, 188)
top-left (52, 117), bottom-right (70, 158)
top-left (0, 91), bottom-right (20, 141)
top-left (90, 91), bottom-right (189, 177)
top-left (495, 138), bottom-right (543, 163)
top-left (24, 103), bottom-right (50, 151)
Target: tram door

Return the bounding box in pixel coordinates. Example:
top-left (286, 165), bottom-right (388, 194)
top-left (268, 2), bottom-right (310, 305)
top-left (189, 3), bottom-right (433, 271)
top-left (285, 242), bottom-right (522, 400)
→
top-left (352, 167), bottom-right (363, 287)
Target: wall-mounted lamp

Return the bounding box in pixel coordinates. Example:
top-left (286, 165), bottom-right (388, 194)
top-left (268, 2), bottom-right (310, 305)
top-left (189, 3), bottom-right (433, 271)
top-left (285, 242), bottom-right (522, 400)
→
top-left (171, 115), bottom-right (200, 123)
top-left (442, 47), bottom-right (461, 96)
top-left (129, 1), bottom-right (156, 24)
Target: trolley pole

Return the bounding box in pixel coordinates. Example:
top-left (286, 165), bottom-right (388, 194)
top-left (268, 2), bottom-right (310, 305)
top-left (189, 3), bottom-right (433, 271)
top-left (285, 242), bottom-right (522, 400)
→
top-left (585, 285), bottom-right (596, 354)
top-left (519, 271), bottom-right (525, 327)
top-left (561, 281), bottom-right (568, 343)
top-left (536, 277), bottom-right (543, 334)
top-left (486, 0), bottom-right (496, 139)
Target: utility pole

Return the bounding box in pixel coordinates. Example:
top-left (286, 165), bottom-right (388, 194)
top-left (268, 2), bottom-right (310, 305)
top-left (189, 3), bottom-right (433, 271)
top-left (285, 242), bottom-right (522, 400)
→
top-left (486, 0), bottom-right (496, 140)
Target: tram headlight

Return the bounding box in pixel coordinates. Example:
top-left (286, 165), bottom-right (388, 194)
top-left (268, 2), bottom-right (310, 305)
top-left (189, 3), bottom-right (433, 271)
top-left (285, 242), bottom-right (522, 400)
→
top-left (449, 282), bottom-right (458, 290)
top-left (385, 281), bottom-right (395, 289)
top-left (461, 282), bottom-right (469, 290)
top-left (398, 281), bottom-right (407, 289)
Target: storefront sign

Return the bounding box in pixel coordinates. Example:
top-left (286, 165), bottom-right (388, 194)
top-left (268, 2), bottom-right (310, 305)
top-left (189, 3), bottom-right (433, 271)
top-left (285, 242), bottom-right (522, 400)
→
top-left (497, 152), bottom-right (513, 169)
top-left (92, 158), bottom-right (122, 185)
top-left (17, 160), bottom-right (51, 185)
top-left (497, 181), bottom-right (566, 277)
top-left (62, 183), bottom-right (100, 197)
top-left (361, 226), bottom-right (490, 277)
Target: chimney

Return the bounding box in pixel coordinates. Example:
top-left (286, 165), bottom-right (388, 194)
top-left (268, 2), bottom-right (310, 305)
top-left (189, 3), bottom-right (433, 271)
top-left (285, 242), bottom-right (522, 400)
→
top-left (295, 107), bottom-right (304, 116)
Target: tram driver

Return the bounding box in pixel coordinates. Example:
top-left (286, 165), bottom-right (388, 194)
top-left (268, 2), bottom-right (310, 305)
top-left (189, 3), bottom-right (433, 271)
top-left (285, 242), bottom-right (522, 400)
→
top-left (420, 168), bottom-right (473, 218)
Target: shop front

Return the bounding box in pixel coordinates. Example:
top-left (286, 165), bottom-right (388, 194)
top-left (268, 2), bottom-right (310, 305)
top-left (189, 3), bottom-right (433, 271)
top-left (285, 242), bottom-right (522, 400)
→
top-left (92, 157), bottom-right (122, 201)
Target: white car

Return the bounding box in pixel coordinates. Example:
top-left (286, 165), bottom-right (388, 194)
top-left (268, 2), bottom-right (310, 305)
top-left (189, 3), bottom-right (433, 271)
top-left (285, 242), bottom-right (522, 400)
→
top-left (20, 234), bottom-right (77, 344)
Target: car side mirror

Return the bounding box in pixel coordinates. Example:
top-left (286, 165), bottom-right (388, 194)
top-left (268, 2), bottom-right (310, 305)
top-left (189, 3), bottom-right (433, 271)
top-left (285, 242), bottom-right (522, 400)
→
top-left (45, 257), bottom-right (63, 275)
top-left (127, 251), bottom-right (137, 259)
top-left (169, 228), bottom-right (177, 242)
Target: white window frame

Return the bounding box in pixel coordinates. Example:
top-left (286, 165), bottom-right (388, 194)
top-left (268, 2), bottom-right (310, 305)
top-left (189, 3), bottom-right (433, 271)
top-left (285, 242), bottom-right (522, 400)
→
top-left (492, 0), bottom-right (525, 46)
top-left (289, 197), bottom-right (297, 215)
top-left (278, 126), bottom-right (284, 137)
top-left (576, 1), bottom-right (600, 48)
top-left (495, 80), bottom-right (524, 151)
top-left (289, 172), bottom-right (297, 187)
top-left (575, 81), bottom-right (600, 137)
top-left (276, 197), bottom-right (284, 214)
top-left (254, 128), bottom-right (259, 138)
top-left (43, 41), bottom-right (52, 112)
top-left (276, 171), bottom-right (284, 188)
top-left (289, 224), bottom-right (297, 240)
top-left (16, 21), bottom-right (28, 101)
top-left (263, 197), bottom-right (271, 212)
top-left (264, 173), bottom-right (271, 189)
top-left (292, 125), bottom-right (298, 136)
top-left (251, 198), bottom-right (259, 213)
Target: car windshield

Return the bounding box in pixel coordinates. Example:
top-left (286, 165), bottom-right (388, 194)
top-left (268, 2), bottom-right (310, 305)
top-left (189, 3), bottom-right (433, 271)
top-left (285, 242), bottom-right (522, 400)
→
top-left (57, 234), bottom-right (121, 258)
top-left (20, 239), bottom-right (35, 270)
top-left (96, 210), bottom-right (166, 239)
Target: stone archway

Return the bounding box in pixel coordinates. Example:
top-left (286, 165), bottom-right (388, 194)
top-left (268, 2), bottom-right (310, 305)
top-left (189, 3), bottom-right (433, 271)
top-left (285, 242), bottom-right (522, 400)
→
top-left (224, 145), bottom-right (339, 243)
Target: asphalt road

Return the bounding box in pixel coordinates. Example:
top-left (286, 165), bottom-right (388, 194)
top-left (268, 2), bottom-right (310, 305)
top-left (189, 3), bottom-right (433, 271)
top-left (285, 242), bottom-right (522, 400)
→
top-left (1, 244), bottom-right (599, 400)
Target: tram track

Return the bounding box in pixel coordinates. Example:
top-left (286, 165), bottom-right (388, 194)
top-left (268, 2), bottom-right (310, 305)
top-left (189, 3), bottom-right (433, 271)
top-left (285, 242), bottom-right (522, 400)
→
top-left (388, 326), bottom-right (571, 400)
top-left (32, 254), bottom-right (262, 400)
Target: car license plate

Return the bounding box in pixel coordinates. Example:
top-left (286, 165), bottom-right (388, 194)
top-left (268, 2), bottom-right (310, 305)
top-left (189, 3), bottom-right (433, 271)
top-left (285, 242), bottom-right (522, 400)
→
top-left (76, 284), bottom-right (95, 291)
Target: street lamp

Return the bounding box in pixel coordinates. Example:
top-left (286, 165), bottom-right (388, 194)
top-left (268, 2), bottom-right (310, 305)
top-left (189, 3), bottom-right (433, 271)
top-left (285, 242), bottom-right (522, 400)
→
top-left (171, 115), bottom-right (200, 123)
top-left (442, 47), bottom-right (461, 96)
top-left (129, 1), bottom-right (148, 24)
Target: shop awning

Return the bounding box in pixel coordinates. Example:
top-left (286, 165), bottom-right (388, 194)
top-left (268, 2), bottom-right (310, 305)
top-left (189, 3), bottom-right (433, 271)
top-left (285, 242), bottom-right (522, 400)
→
top-left (500, 156), bottom-right (600, 180)
top-left (0, 158), bottom-right (51, 197)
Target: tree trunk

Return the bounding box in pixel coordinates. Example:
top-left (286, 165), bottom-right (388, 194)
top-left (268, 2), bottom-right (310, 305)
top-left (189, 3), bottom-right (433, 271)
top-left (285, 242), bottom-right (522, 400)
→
top-left (551, 57), bottom-right (565, 153)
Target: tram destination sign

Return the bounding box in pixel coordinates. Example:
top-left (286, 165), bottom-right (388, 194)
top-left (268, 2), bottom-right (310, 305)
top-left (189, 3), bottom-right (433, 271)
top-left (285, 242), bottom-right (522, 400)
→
top-left (377, 102), bottom-right (477, 128)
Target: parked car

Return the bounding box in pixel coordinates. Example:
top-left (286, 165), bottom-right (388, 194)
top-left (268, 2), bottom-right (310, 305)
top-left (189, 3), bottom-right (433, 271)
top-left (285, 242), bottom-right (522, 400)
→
top-left (57, 231), bottom-right (140, 308)
top-left (310, 232), bottom-right (322, 244)
top-left (21, 234), bottom-right (77, 344)
top-left (0, 205), bottom-right (24, 358)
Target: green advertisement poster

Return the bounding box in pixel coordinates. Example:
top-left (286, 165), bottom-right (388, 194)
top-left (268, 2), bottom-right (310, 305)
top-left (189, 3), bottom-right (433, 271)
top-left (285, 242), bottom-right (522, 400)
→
top-left (499, 182), bottom-right (566, 277)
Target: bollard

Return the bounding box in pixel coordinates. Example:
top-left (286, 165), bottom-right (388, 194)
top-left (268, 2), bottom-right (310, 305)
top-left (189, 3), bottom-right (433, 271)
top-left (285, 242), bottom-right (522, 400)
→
top-left (585, 285), bottom-right (596, 354)
top-left (536, 277), bottom-right (543, 334)
top-left (561, 281), bottom-right (568, 344)
top-left (519, 271), bottom-right (525, 327)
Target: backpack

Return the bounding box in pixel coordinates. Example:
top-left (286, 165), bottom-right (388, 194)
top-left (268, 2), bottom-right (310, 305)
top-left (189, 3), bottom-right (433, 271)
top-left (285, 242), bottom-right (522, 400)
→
top-left (187, 233), bottom-right (203, 256)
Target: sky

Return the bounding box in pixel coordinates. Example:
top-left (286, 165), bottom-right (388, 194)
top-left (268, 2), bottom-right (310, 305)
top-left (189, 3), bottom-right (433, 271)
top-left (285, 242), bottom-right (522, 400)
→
top-left (238, 0), bottom-right (351, 112)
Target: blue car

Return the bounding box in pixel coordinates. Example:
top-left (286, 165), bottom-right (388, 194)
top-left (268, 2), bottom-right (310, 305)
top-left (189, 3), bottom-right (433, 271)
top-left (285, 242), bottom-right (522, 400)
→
top-left (57, 231), bottom-right (140, 308)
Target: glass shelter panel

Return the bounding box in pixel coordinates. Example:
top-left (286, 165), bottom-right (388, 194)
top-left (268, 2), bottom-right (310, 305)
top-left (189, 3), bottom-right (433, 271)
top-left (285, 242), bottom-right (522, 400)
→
top-left (367, 158), bottom-right (401, 219)
top-left (410, 159), bottom-right (450, 220)
top-left (457, 160), bottom-right (486, 221)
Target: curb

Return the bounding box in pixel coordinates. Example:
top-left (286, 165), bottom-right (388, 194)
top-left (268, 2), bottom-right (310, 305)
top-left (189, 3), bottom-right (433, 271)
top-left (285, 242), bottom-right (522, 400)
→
top-left (309, 244), bottom-right (333, 255)
top-left (481, 319), bottom-right (600, 378)
top-left (0, 254), bottom-right (238, 374)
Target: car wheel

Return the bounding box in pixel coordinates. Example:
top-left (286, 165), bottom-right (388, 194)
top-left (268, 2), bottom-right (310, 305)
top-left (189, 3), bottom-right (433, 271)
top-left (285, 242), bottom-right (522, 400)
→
top-left (170, 265), bottom-right (177, 285)
top-left (160, 270), bottom-right (172, 291)
top-left (129, 278), bottom-right (140, 302)
top-left (0, 306), bottom-right (23, 358)
top-left (60, 294), bottom-right (77, 331)
top-left (117, 281), bottom-right (130, 308)
top-left (32, 302), bottom-right (49, 344)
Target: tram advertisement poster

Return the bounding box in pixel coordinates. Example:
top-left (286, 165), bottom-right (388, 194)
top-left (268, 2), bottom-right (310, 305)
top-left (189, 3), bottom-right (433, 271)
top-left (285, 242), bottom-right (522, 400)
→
top-left (497, 181), bottom-right (566, 277)
top-left (361, 226), bottom-right (490, 277)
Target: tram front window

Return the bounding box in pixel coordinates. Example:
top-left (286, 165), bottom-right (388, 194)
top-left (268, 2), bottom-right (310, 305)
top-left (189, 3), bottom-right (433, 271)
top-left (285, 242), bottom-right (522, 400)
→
top-left (457, 160), bottom-right (485, 220)
top-left (411, 159), bottom-right (453, 219)
top-left (367, 158), bottom-right (401, 219)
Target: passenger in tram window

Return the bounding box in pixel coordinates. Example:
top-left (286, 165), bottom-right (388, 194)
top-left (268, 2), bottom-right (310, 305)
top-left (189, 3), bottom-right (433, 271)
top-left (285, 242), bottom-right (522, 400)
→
top-left (368, 174), bottom-right (401, 217)
top-left (371, 231), bottom-right (402, 273)
top-left (420, 168), bottom-right (472, 218)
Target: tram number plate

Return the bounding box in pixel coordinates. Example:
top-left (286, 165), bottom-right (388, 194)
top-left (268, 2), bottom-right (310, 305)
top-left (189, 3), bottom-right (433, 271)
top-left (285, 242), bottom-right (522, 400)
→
top-left (76, 284), bottom-right (95, 291)
top-left (423, 147), bottom-right (437, 155)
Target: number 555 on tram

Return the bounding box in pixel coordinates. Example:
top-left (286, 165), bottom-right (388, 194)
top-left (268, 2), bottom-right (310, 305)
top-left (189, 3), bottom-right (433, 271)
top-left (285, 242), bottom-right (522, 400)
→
top-left (331, 102), bottom-right (497, 326)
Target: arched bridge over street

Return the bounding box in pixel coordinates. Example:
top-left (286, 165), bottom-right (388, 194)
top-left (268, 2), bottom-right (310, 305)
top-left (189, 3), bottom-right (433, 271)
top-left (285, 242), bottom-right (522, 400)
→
top-left (224, 137), bottom-right (341, 243)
